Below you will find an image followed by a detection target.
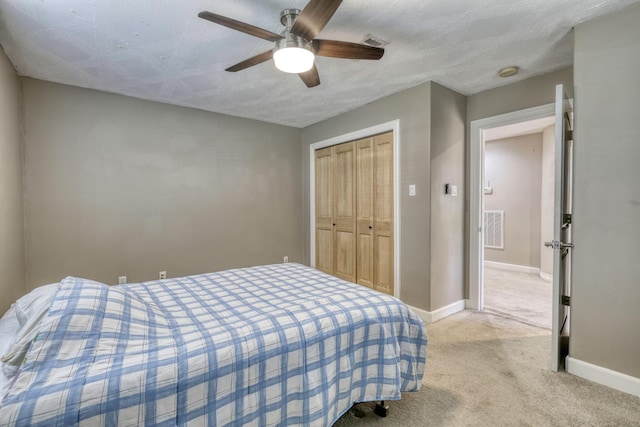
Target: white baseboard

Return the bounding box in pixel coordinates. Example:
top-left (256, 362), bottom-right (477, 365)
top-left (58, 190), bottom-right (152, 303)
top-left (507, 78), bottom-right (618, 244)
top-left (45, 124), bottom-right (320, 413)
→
top-left (539, 271), bottom-right (553, 282)
top-left (407, 305), bottom-right (431, 323)
top-left (408, 300), bottom-right (465, 324)
top-left (566, 356), bottom-right (640, 397)
top-left (484, 260), bottom-right (540, 275)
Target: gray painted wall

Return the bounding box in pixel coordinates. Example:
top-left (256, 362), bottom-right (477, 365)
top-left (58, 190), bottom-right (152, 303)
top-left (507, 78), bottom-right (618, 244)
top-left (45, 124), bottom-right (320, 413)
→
top-left (467, 67), bottom-right (574, 123)
top-left (302, 81), bottom-right (466, 312)
top-left (539, 125), bottom-right (555, 276)
top-left (571, 3), bottom-right (640, 378)
top-left (484, 133), bottom-right (542, 268)
top-left (0, 48), bottom-right (26, 313)
top-left (22, 79), bottom-right (303, 289)
top-left (429, 83), bottom-right (466, 309)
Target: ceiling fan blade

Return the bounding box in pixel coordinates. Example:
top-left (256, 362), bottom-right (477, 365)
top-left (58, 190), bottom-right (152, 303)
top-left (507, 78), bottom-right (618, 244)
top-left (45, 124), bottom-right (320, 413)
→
top-left (291, 0), bottom-right (342, 41)
top-left (313, 39), bottom-right (384, 60)
top-left (199, 11), bottom-right (284, 42)
top-left (299, 65), bottom-right (321, 88)
top-left (226, 50), bottom-right (274, 72)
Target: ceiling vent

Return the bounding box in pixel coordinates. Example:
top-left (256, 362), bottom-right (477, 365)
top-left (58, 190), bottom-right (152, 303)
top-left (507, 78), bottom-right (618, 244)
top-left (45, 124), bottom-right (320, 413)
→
top-left (361, 34), bottom-right (389, 48)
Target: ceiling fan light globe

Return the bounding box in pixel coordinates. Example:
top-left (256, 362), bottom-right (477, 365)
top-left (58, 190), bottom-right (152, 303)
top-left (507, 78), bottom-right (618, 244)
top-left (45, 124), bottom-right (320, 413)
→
top-left (273, 46), bottom-right (315, 73)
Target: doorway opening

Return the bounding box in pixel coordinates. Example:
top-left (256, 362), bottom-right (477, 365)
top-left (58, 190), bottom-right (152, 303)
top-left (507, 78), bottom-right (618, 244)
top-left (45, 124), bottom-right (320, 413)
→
top-left (482, 116), bottom-right (555, 329)
top-left (470, 86), bottom-right (573, 372)
top-left (469, 102), bottom-right (556, 313)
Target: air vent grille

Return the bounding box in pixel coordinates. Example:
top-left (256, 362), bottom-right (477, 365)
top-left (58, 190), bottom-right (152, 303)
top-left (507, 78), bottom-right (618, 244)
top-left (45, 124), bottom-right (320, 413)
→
top-left (484, 210), bottom-right (504, 249)
top-left (361, 34), bottom-right (389, 47)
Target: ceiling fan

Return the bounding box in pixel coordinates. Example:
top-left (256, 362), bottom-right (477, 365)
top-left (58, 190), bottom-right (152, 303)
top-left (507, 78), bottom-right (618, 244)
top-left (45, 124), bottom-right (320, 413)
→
top-left (198, 0), bottom-right (385, 88)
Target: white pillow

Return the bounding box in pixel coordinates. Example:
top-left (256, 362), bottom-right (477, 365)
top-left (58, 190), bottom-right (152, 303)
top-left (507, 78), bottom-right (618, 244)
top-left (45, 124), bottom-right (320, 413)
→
top-left (1, 303), bottom-right (53, 367)
top-left (1, 283), bottom-right (59, 369)
top-left (14, 283), bottom-right (59, 327)
top-left (0, 306), bottom-right (21, 360)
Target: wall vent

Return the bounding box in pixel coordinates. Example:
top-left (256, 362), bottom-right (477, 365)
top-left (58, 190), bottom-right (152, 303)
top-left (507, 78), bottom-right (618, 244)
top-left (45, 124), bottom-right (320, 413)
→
top-left (361, 34), bottom-right (389, 47)
top-left (484, 210), bottom-right (504, 249)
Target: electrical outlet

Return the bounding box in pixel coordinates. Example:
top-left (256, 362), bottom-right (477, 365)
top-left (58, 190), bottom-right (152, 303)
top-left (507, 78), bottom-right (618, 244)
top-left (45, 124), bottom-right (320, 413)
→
top-left (118, 276), bottom-right (127, 284)
top-left (283, 256), bottom-right (289, 263)
top-left (159, 271), bottom-right (167, 280)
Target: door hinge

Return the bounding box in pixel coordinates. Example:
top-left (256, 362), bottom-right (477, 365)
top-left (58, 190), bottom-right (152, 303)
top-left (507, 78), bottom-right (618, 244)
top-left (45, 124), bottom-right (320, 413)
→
top-left (562, 213), bottom-right (572, 229)
top-left (562, 295), bottom-right (571, 306)
top-left (565, 129), bottom-right (573, 141)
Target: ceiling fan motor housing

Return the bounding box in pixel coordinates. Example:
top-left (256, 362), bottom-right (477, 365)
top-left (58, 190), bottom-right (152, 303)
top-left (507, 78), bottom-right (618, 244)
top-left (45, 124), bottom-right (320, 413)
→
top-left (273, 8), bottom-right (315, 73)
top-left (280, 9), bottom-right (301, 29)
top-left (274, 33), bottom-right (314, 55)
top-left (276, 8), bottom-right (312, 53)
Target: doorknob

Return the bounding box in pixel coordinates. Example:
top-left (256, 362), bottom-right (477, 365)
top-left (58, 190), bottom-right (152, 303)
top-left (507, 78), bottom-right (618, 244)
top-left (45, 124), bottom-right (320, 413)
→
top-left (545, 240), bottom-right (574, 250)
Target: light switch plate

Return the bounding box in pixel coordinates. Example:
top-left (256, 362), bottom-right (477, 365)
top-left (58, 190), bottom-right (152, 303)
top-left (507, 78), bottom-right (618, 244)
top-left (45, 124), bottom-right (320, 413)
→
top-left (409, 184), bottom-right (416, 196)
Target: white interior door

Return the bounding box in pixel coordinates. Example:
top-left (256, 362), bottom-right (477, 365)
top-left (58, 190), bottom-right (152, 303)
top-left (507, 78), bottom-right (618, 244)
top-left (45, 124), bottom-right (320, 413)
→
top-left (547, 84), bottom-right (573, 371)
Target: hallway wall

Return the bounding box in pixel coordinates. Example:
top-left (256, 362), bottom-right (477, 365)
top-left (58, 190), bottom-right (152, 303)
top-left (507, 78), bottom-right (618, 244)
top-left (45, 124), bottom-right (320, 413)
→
top-left (484, 133), bottom-right (542, 268)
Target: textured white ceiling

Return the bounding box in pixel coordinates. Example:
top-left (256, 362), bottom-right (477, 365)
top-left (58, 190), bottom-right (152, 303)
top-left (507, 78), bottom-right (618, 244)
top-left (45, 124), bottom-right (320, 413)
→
top-left (0, 0), bottom-right (637, 128)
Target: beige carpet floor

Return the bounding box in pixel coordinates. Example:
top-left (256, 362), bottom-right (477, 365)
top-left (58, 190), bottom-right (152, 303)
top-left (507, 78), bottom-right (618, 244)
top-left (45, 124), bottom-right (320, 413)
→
top-left (484, 267), bottom-right (553, 329)
top-left (334, 310), bottom-right (640, 426)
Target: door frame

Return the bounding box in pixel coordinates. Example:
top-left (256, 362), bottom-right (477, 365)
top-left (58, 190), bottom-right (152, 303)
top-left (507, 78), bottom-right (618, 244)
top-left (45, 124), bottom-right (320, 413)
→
top-left (309, 120), bottom-right (401, 298)
top-left (468, 103), bottom-right (555, 310)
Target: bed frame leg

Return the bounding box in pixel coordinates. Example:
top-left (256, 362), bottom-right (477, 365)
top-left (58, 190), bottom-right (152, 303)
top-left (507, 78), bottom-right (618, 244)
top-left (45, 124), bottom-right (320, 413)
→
top-left (374, 401), bottom-right (389, 417)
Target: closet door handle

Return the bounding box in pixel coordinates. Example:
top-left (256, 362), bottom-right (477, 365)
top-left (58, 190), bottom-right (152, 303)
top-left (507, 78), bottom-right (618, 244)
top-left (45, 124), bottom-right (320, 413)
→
top-left (368, 226), bottom-right (372, 229)
top-left (333, 223), bottom-right (336, 226)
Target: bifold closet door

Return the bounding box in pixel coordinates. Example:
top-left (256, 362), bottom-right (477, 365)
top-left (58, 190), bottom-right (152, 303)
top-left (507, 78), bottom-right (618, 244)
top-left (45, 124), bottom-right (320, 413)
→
top-left (315, 133), bottom-right (392, 294)
top-left (315, 147), bottom-right (333, 275)
top-left (315, 143), bottom-right (357, 282)
top-left (373, 132), bottom-right (394, 295)
top-left (332, 142), bottom-right (357, 282)
top-left (356, 137), bottom-right (374, 288)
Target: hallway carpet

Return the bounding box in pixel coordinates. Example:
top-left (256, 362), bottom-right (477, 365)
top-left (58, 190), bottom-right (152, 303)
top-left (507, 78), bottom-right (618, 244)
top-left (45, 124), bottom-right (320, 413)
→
top-left (484, 267), bottom-right (552, 329)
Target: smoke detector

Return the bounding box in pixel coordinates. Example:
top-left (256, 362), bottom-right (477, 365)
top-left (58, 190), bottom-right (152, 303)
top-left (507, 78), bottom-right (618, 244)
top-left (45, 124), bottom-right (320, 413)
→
top-left (498, 66), bottom-right (519, 78)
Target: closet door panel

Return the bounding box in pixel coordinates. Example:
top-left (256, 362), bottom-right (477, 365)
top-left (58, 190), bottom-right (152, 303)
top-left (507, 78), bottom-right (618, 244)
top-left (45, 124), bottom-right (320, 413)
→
top-left (316, 229), bottom-right (333, 273)
top-left (315, 147), bottom-right (333, 274)
top-left (375, 134), bottom-right (394, 222)
top-left (357, 235), bottom-right (373, 287)
top-left (374, 234), bottom-right (393, 294)
top-left (333, 142), bottom-right (356, 282)
top-left (373, 132), bottom-right (394, 295)
top-left (335, 230), bottom-right (356, 279)
top-left (334, 143), bottom-right (355, 219)
top-left (356, 138), bottom-right (374, 288)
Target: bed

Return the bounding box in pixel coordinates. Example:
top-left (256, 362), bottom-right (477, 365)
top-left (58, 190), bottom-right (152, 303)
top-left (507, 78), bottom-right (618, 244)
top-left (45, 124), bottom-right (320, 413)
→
top-left (0, 263), bottom-right (427, 426)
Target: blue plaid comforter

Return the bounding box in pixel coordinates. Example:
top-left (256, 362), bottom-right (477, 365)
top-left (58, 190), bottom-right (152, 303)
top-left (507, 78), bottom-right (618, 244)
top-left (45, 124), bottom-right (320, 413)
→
top-left (0, 263), bottom-right (427, 426)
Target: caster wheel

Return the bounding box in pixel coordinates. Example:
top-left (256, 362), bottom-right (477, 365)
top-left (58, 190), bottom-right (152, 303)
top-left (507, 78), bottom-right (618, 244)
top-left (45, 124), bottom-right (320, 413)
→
top-left (374, 402), bottom-right (389, 417)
